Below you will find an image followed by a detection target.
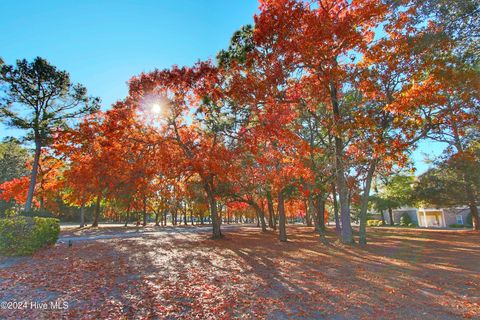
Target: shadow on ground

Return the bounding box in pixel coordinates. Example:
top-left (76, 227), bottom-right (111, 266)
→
top-left (0, 226), bottom-right (479, 319)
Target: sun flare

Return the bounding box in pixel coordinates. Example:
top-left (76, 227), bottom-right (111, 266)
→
top-left (151, 103), bottom-right (162, 114)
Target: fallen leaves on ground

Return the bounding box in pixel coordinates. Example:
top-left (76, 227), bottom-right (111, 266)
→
top-left (0, 226), bottom-right (479, 319)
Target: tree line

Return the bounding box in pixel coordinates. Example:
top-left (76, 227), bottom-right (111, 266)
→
top-left (0, 0), bottom-right (478, 243)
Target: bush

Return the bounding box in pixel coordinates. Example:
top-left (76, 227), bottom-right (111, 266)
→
top-left (19, 210), bottom-right (55, 218)
top-left (367, 219), bottom-right (383, 226)
top-left (449, 223), bottom-right (466, 228)
top-left (0, 216), bottom-right (60, 256)
top-left (400, 213), bottom-right (412, 226)
top-left (407, 222), bottom-right (417, 227)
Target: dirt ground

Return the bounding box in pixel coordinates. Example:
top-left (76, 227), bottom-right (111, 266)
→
top-left (0, 225), bottom-right (479, 319)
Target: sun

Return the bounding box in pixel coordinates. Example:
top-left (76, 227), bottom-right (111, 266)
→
top-left (151, 103), bottom-right (162, 114)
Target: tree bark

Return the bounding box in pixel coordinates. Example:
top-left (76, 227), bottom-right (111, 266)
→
top-left (251, 201), bottom-right (267, 232)
top-left (267, 191), bottom-right (276, 230)
top-left (315, 197), bottom-right (328, 244)
top-left (80, 204), bottom-right (85, 228)
top-left (124, 205), bottom-right (130, 227)
top-left (172, 208), bottom-right (177, 226)
top-left (309, 194), bottom-right (319, 231)
top-left (142, 196), bottom-right (147, 226)
top-left (25, 140), bottom-right (42, 211)
top-left (469, 205), bottom-right (479, 231)
top-left (277, 190), bottom-right (287, 242)
top-left (305, 199), bottom-right (313, 227)
top-left (332, 184), bottom-right (341, 232)
top-left (380, 209), bottom-right (386, 225)
top-left (329, 80), bottom-right (354, 244)
top-left (204, 179), bottom-right (222, 239)
top-left (359, 160), bottom-right (377, 245)
top-left (91, 195), bottom-right (101, 227)
top-left (183, 205), bottom-right (188, 226)
top-left (388, 207), bottom-right (394, 226)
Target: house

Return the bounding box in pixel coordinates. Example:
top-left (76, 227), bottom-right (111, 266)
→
top-left (385, 207), bottom-right (474, 228)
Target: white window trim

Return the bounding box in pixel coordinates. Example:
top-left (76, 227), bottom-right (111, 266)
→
top-left (456, 215), bottom-right (463, 225)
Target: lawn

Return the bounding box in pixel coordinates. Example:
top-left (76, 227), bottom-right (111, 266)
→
top-left (0, 226), bottom-right (479, 319)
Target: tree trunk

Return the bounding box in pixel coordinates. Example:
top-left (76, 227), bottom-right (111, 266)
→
top-left (380, 209), bottom-right (386, 225)
top-left (172, 209), bottom-right (177, 226)
top-left (25, 140), bottom-right (42, 211)
top-left (124, 205), bottom-right (130, 227)
top-left (465, 181), bottom-right (479, 230)
top-left (359, 161), bottom-right (377, 245)
top-left (39, 196), bottom-right (45, 210)
top-left (80, 204), bottom-right (85, 228)
top-left (332, 184), bottom-right (341, 232)
top-left (91, 195), bottom-right (101, 227)
top-left (305, 199), bottom-right (312, 227)
top-left (273, 211), bottom-right (277, 229)
top-left (267, 191), bottom-right (276, 230)
top-left (204, 180), bottom-right (222, 239)
top-left (469, 205), bottom-right (479, 231)
top-left (309, 194), bottom-right (319, 231)
top-left (315, 197), bottom-right (328, 244)
top-left (155, 212), bottom-right (160, 226)
top-left (337, 171), bottom-right (353, 244)
top-left (251, 201), bottom-right (267, 232)
top-left (277, 190), bottom-right (287, 242)
top-left (388, 207), bottom-right (394, 226)
top-left (267, 191), bottom-right (277, 230)
top-left (183, 206), bottom-right (188, 226)
top-left (330, 80), bottom-right (354, 244)
top-left (142, 197), bottom-right (148, 226)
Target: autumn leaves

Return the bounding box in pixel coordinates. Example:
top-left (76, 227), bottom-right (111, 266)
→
top-left (2, 0), bottom-right (477, 241)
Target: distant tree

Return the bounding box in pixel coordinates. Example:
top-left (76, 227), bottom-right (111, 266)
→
top-left (0, 138), bottom-right (30, 183)
top-left (373, 174), bottom-right (415, 226)
top-left (369, 194), bottom-right (390, 225)
top-left (0, 138), bottom-right (30, 215)
top-left (414, 142), bottom-right (480, 229)
top-left (0, 57), bottom-right (100, 211)
top-left (422, 63), bottom-right (479, 230)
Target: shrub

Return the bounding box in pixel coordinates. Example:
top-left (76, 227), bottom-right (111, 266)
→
top-left (407, 222), bottom-right (417, 227)
top-left (449, 223), bottom-right (465, 228)
top-left (367, 219), bottom-right (383, 226)
top-left (19, 210), bottom-right (55, 218)
top-left (400, 213), bottom-right (412, 226)
top-left (0, 216), bottom-right (60, 256)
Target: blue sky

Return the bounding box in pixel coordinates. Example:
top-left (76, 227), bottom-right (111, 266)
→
top-left (0, 0), bottom-right (445, 173)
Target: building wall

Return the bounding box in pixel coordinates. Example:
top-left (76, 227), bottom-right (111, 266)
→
top-left (388, 209), bottom-right (418, 225)
top-left (383, 207), bottom-right (476, 227)
top-left (443, 208), bottom-right (472, 226)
